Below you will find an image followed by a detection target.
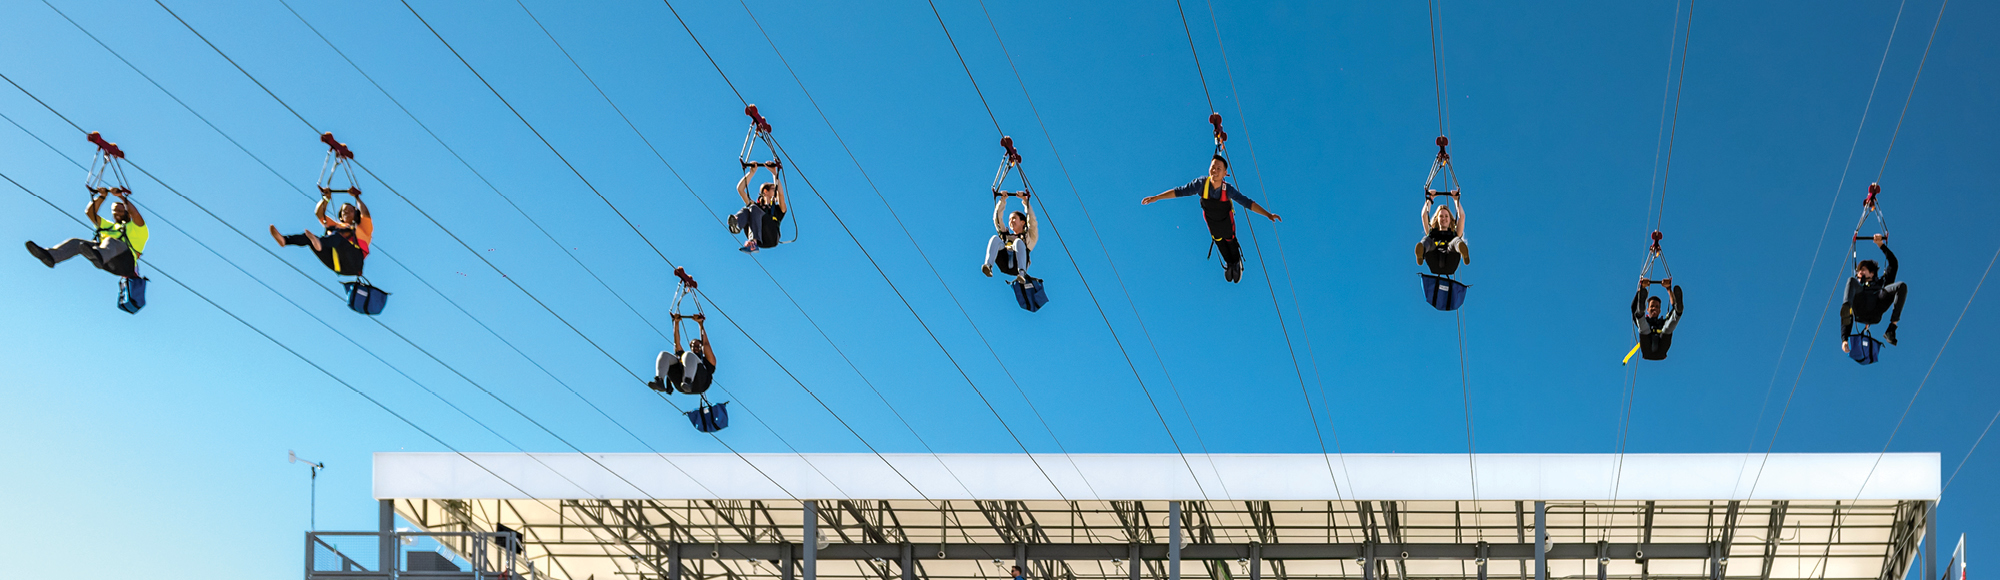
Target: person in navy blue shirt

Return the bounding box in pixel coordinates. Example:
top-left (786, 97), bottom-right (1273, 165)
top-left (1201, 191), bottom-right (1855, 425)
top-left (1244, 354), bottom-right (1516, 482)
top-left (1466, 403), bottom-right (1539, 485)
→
top-left (1140, 155), bottom-right (1280, 282)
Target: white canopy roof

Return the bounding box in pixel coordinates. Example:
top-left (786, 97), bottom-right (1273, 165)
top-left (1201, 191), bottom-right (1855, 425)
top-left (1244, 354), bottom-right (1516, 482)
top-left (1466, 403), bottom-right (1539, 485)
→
top-left (374, 452), bottom-right (1939, 501)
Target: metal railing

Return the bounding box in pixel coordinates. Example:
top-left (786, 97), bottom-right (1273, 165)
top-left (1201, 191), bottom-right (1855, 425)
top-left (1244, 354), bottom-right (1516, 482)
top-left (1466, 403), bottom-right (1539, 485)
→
top-left (306, 530), bottom-right (534, 580)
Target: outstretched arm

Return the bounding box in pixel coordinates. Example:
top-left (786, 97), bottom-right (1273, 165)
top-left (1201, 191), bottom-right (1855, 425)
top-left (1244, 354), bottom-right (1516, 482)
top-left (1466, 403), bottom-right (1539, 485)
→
top-left (1142, 178), bottom-right (1202, 205)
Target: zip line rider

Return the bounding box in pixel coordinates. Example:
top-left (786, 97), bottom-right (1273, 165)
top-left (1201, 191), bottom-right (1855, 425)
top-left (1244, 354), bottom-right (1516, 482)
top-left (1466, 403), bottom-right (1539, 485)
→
top-left (1416, 194), bottom-right (1470, 274)
top-left (1842, 233), bottom-right (1908, 349)
top-left (651, 268), bottom-right (716, 395)
top-left (733, 162), bottom-right (787, 254)
top-left (984, 192), bottom-right (1037, 279)
top-left (25, 132), bottom-right (148, 278)
top-left (1630, 277), bottom-right (1684, 361)
top-left (985, 137), bottom-right (1037, 280)
top-left (25, 187), bottom-right (147, 276)
top-left (268, 133), bottom-right (373, 276)
top-left (1140, 114), bottom-right (1280, 282)
top-left (269, 189), bottom-right (372, 276)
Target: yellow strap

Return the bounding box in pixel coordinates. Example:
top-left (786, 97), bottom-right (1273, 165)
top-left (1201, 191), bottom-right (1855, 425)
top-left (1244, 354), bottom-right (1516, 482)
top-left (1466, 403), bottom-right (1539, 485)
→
top-left (330, 242), bottom-right (342, 273)
top-left (1621, 342), bottom-right (1643, 365)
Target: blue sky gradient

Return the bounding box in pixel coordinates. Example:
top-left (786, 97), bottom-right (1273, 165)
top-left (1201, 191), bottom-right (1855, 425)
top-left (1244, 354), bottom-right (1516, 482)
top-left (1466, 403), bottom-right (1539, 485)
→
top-left (1, 0), bottom-right (1995, 577)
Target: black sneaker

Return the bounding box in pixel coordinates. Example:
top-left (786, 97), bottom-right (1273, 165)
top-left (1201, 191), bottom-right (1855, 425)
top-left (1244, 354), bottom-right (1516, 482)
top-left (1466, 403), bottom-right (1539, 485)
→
top-left (1224, 261), bottom-right (1243, 283)
top-left (1884, 323), bottom-right (1898, 346)
top-left (24, 241), bottom-right (53, 268)
top-left (647, 377), bottom-right (668, 392)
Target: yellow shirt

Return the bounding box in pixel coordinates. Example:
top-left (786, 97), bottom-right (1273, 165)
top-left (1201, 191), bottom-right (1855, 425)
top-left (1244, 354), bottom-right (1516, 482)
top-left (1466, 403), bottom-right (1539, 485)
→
top-left (95, 216), bottom-right (148, 257)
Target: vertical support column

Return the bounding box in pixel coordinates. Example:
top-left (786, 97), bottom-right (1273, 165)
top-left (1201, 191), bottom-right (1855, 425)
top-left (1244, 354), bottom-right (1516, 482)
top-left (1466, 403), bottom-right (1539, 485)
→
top-left (1363, 542), bottom-right (1376, 580)
top-left (1533, 501), bottom-right (1548, 580)
top-left (901, 542), bottom-right (914, 580)
top-left (1925, 502), bottom-right (1938, 580)
top-left (379, 500), bottom-right (396, 579)
top-left (1168, 502), bottom-right (1183, 580)
top-left (1596, 541), bottom-right (1608, 580)
top-left (1249, 542), bottom-right (1262, 580)
top-left (668, 543), bottom-right (683, 580)
top-left (804, 501), bottom-right (819, 580)
top-left (1477, 541), bottom-right (1489, 580)
top-left (1015, 541), bottom-right (1028, 580)
top-left (1129, 543), bottom-right (1141, 580)
top-left (781, 542), bottom-right (795, 580)
top-left (1708, 541), bottom-right (1723, 580)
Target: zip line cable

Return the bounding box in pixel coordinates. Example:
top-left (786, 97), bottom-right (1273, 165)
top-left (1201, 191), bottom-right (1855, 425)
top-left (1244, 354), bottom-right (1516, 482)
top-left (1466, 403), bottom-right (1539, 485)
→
top-left (0, 74), bottom-right (772, 508)
top-left (1734, 0), bottom-right (1912, 492)
top-left (381, 0), bottom-right (962, 506)
top-left (1609, 0), bottom-right (1696, 529)
top-left (144, 0), bottom-right (828, 502)
top-left (0, 169), bottom-right (659, 580)
top-left (1420, 0), bottom-right (1483, 519)
top-left (270, 0), bottom-right (933, 503)
top-left (1744, 0), bottom-right (1948, 501)
top-left (685, 0), bottom-right (1109, 501)
top-left (920, 0), bottom-right (1220, 508)
top-left (1197, 0), bottom-right (1357, 515)
top-left (377, 0), bottom-right (987, 507)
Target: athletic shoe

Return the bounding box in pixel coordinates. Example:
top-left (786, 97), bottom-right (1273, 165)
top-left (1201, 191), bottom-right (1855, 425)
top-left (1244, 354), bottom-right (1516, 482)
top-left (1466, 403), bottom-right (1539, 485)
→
top-left (647, 377), bottom-right (668, 392)
top-left (1884, 323), bottom-right (1898, 346)
top-left (24, 241), bottom-right (54, 268)
top-left (728, 214), bottom-right (743, 235)
top-left (739, 238), bottom-right (759, 254)
top-left (982, 264), bottom-right (993, 277)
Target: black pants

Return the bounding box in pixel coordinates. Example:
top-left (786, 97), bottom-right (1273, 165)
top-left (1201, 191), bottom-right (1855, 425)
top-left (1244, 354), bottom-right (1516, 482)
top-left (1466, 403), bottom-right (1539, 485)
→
top-left (1639, 333), bottom-right (1673, 360)
top-left (1852, 281), bottom-right (1909, 325)
top-left (284, 231), bottom-right (365, 276)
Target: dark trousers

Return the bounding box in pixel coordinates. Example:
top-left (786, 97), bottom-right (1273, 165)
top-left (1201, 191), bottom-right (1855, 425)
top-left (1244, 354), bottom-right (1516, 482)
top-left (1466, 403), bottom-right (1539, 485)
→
top-left (1852, 281), bottom-right (1909, 324)
top-left (283, 232), bottom-right (365, 276)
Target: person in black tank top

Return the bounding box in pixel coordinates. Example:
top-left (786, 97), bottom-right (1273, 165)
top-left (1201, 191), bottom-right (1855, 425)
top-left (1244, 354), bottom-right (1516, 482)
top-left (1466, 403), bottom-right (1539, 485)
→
top-left (1415, 198), bottom-right (1470, 275)
top-left (732, 164), bottom-right (788, 253)
top-left (1140, 155), bottom-right (1282, 282)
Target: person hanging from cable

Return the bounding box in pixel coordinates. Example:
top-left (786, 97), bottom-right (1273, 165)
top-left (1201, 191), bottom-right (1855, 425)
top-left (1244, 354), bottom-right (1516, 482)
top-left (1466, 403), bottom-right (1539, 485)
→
top-left (268, 188), bottom-right (371, 277)
top-left (984, 137), bottom-right (1037, 280)
top-left (25, 132), bottom-right (149, 279)
top-left (732, 162), bottom-right (787, 254)
top-left (1416, 194), bottom-right (1470, 275)
top-left (25, 185), bottom-right (147, 277)
top-left (1139, 114), bottom-right (1280, 283)
top-left (1631, 278), bottom-right (1684, 361)
top-left (1623, 231), bottom-right (1683, 363)
top-left (730, 105), bottom-right (790, 254)
top-left (649, 268), bottom-right (716, 396)
top-left (1842, 233), bottom-right (1908, 349)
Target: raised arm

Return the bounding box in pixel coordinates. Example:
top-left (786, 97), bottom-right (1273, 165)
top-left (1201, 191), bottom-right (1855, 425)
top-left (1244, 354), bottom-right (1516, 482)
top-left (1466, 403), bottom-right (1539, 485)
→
top-left (1879, 244), bottom-right (1898, 284)
top-left (992, 195), bottom-right (1009, 231)
top-left (1419, 197), bottom-right (1435, 231)
top-left (768, 166), bottom-right (787, 213)
top-left (352, 191), bottom-right (370, 219)
top-left (1021, 195), bottom-right (1038, 248)
top-left (1450, 197), bottom-right (1465, 235)
top-left (115, 192), bottom-right (144, 227)
top-left (697, 318), bottom-right (716, 366)
top-left (314, 194), bottom-right (336, 228)
top-left (84, 192), bottom-right (105, 225)
top-left (1632, 281), bottom-right (1648, 324)
top-left (735, 168), bottom-right (757, 205)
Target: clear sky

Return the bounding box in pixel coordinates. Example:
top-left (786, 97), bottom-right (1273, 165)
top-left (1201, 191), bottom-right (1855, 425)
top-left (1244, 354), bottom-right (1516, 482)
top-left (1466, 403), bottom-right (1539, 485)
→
top-left (0, 0), bottom-right (1993, 577)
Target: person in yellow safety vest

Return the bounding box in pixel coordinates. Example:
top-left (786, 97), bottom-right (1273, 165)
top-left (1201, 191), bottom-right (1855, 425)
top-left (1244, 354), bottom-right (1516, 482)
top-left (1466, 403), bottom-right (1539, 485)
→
top-left (25, 188), bottom-right (148, 278)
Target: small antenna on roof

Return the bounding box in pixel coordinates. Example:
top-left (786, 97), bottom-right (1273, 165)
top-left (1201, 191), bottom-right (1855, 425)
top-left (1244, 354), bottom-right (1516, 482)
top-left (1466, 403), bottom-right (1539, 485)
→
top-left (289, 450), bottom-right (325, 530)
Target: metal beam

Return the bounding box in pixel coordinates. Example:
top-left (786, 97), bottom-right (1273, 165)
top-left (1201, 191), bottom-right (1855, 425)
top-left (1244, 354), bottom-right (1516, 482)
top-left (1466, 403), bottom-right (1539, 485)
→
top-left (1168, 502), bottom-right (1182, 580)
top-left (1534, 502), bottom-right (1547, 580)
top-left (805, 501), bottom-right (818, 580)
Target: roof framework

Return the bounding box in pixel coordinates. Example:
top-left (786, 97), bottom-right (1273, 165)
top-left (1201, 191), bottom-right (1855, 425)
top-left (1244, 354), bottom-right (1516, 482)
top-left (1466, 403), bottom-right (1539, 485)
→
top-left (363, 454), bottom-right (1941, 580)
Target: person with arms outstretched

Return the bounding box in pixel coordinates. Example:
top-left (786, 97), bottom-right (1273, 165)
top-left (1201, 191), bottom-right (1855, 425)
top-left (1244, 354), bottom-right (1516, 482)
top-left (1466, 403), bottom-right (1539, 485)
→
top-left (1140, 154), bottom-right (1280, 282)
top-left (25, 188), bottom-right (148, 278)
top-left (1842, 233), bottom-right (1908, 349)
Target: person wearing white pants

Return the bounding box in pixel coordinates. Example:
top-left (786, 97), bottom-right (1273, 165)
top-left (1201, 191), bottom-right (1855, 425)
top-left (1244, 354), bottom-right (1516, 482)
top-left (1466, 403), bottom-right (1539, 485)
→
top-left (982, 192), bottom-right (1037, 279)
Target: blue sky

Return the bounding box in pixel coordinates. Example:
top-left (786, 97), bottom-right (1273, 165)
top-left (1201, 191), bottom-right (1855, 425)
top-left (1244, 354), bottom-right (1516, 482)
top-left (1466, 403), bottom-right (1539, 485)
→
top-left (1, 0), bottom-right (1994, 577)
